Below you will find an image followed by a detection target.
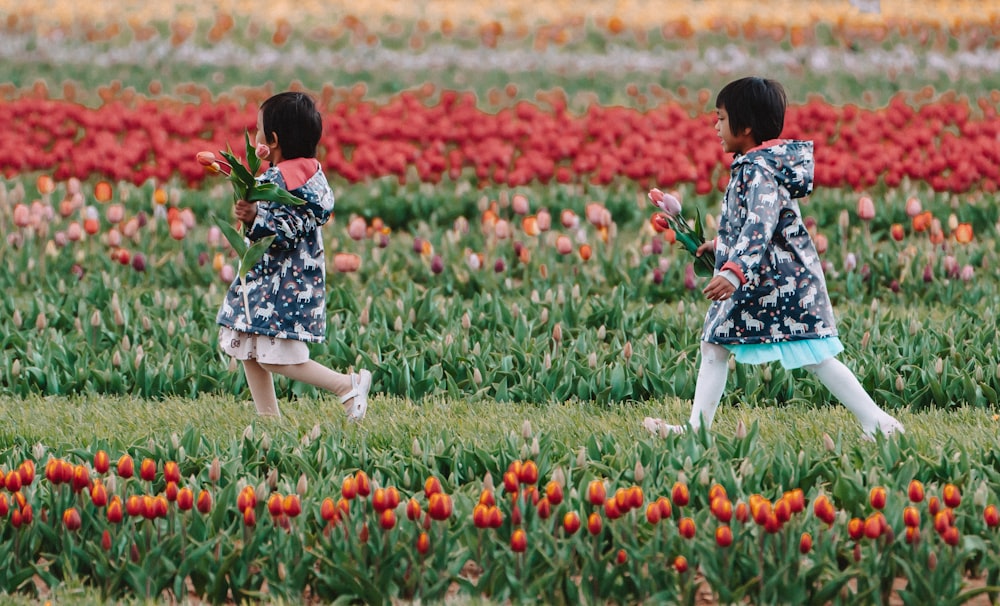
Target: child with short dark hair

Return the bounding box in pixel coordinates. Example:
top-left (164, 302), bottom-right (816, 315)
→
top-left (644, 77), bottom-right (903, 439)
top-left (217, 91), bottom-right (372, 420)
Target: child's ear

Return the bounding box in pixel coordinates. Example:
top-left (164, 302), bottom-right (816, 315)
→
top-left (268, 132), bottom-right (280, 148)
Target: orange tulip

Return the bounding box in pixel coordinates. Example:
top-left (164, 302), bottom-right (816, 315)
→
top-left (943, 484), bottom-right (961, 508)
top-left (355, 471), bottom-right (371, 497)
top-left (587, 480), bottom-right (606, 506)
top-left (678, 517), bottom-right (696, 539)
top-left (869, 486), bottom-right (887, 510)
top-left (36, 174), bottom-right (55, 195)
top-left (578, 244), bottom-right (592, 261)
top-left (657, 496), bottom-right (673, 520)
top-left (903, 506), bottom-right (921, 528)
top-left (416, 531), bottom-right (430, 555)
top-left (848, 517), bottom-right (864, 540)
top-left (90, 481), bottom-right (108, 508)
top-left (812, 494), bottom-right (836, 526)
top-left (423, 476), bottom-right (442, 498)
top-left (984, 505), bottom-right (1000, 528)
top-left (106, 496), bottom-right (123, 523)
top-left (954, 223), bottom-right (973, 244)
top-left (674, 555), bottom-right (688, 574)
top-left (177, 487), bottom-right (194, 512)
top-left (163, 461), bottom-right (180, 484)
top-left (379, 508), bottom-right (396, 530)
top-left (510, 528), bottom-right (527, 552)
top-left (587, 512), bottom-right (602, 535)
top-left (799, 532), bottom-right (813, 554)
top-left (197, 489), bottom-right (213, 514)
top-left (544, 481), bottom-right (564, 506)
top-left (63, 507), bottom-right (82, 531)
top-left (563, 511), bottom-right (581, 535)
top-left (522, 215), bottom-right (540, 237)
top-left (864, 514), bottom-right (883, 539)
top-left (890, 223), bottom-right (905, 241)
top-left (281, 494), bottom-right (302, 518)
top-left (672, 482), bottom-right (690, 507)
top-left (139, 458), bottom-right (157, 482)
top-left (908, 480), bottom-right (925, 503)
top-left (94, 181), bottom-right (113, 203)
top-left (715, 525), bottom-right (733, 547)
top-left (645, 503), bottom-right (661, 525)
top-left (93, 450), bottom-right (110, 474)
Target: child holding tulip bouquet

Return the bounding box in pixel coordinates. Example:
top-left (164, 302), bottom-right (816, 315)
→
top-left (644, 77), bottom-right (903, 439)
top-left (215, 92), bottom-right (372, 421)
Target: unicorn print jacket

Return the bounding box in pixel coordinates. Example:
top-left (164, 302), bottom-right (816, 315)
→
top-left (701, 140), bottom-right (838, 345)
top-left (216, 159), bottom-right (333, 343)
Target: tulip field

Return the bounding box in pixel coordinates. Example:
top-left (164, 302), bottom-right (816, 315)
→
top-left (3, 1), bottom-right (1000, 603)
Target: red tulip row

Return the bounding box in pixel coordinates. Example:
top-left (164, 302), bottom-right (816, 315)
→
top-left (3, 90), bottom-right (999, 193)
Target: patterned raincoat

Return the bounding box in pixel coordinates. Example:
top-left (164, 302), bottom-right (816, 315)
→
top-left (216, 159), bottom-right (333, 343)
top-left (702, 140), bottom-right (838, 345)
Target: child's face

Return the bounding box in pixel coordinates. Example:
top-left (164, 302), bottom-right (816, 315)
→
top-left (255, 110), bottom-right (282, 163)
top-left (715, 106), bottom-right (754, 155)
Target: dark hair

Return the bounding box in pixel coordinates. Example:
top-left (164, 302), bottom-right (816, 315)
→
top-left (715, 77), bottom-right (786, 144)
top-left (259, 92), bottom-right (323, 159)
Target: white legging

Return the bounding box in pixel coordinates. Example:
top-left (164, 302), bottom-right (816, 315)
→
top-left (242, 359), bottom-right (354, 417)
top-left (689, 342), bottom-right (902, 435)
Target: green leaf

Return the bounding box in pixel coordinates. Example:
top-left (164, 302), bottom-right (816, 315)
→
top-left (220, 147), bottom-right (256, 191)
top-left (249, 182), bottom-right (306, 205)
top-left (213, 214), bottom-right (248, 256)
top-left (240, 236), bottom-right (276, 280)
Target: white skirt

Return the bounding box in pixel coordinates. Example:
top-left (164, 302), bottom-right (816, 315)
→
top-left (219, 327), bottom-right (310, 365)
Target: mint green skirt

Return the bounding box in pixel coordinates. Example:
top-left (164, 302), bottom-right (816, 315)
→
top-left (726, 337), bottom-right (844, 369)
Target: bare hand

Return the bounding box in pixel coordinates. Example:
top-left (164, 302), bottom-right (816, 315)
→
top-left (702, 275), bottom-right (736, 301)
top-left (695, 240), bottom-right (715, 257)
top-left (234, 199), bottom-right (257, 225)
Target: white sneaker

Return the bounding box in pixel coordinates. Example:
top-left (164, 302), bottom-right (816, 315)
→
top-left (341, 370), bottom-right (372, 422)
top-left (643, 417), bottom-right (686, 437)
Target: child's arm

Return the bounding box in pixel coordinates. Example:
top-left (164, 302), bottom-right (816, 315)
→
top-left (244, 173), bottom-right (334, 249)
top-left (719, 165), bottom-right (784, 284)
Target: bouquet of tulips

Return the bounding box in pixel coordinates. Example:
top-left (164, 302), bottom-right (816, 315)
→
top-left (196, 131), bottom-right (305, 321)
top-left (648, 188), bottom-right (716, 277)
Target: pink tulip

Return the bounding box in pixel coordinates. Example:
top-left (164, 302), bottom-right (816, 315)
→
top-left (220, 264), bottom-right (235, 283)
top-left (121, 218), bottom-right (139, 239)
top-left (844, 253), bottom-right (857, 271)
top-left (648, 188), bottom-right (682, 216)
top-left (106, 203), bottom-right (125, 224)
top-left (53, 231), bottom-right (67, 248)
top-left (536, 209), bottom-right (551, 231)
top-left (207, 226), bottom-right (221, 247)
top-left (815, 233), bottom-right (828, 255)
top-left (348, 217), bottom-right (367, 241)
top-left (857, 195), bottom-right (875, 221)
top-left (511, 193), bottom-right (530, 215)
top-left (66, 222), bottom-right (83, 242)
top-left (196, 151), bottom-right (217, 166)
top-left (494, 219), bottom-right (511, 240)
top-left (254, 144), bottom-right (270, 160)
top-left (13, 203), bottom-right (30, 228)
top-left (684, 264), bottom-right (697, 290)
top-left (560, 209), bottom-right (579, 229)
top-left (333, 253), bottom-right (361, 272)
top-left (905, 196), bottom-right (922, 218)
top-left (556, 235), bottom-right (573, 255)
top-left (960, 265), bottom-right (974, 281)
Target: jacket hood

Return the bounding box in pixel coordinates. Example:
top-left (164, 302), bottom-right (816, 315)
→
top-left (736, 139), bottom-right (814, 199)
